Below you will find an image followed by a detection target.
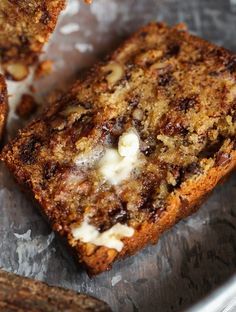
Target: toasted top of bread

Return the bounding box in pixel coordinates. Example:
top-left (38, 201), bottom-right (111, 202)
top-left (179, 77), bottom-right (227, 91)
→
top-left (2, 23), bottom-right (236, 274)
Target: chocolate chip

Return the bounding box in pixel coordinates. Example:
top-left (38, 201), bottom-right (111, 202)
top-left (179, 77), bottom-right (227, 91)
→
top-left (20, 136), bottom-right (42, 165)
top-left (80, 101), bottom-right (92, 109)
top-left (138, 176), bottom-right (166, 222)
top-left (40, 10), bottom-right (51, 25)
top-left (232, 139), bottom-right (236, 150)
top-left (208, 71), bottom-right (221, 77)
top-left (158, 73), bottom-right (172, 87)
top-left (108, 204), bottom-right (129, 224)
top-left (58, 95), bottom-right (78, 110)
top-left (173, 96), bottom-right (197, 113)
top-left (79, 121), bottom-right (94, 138)
top-left (215, 152), bottom-right (231, 166)
top-left (97, 223), bottom-right (109, 233)
top-left (139, 185), bottom-right (155, 211)
top-left (19, 34), bottom-right (29, 46)
top-left (176, 162), bottom-right (202, 186)
top-left (102, 117), bottom-right (125, 138)
top-left (169, 164), bottom-right (181, 180)
top-left (161, 118), bottom-right (188, 136)
top-left (0, 92), bottom-right (5, 105)
top-left (141, 136), bottom-right (157, 156)
top-left (225, 56), bottom-right (236, 74)
top-left (210, 48), bottom-right (224, 58)
top-left (124, 71), bottom-right (132, 81)
top-left (43, 162), bottom-right (59, 180)
top-left (149, 199), bottom-right (166, 222)
top-left (8, 0), bottom-right (19, 6)
top-left (139, 31), bottom-right (148, 38)
top-left (128, 95), bottom-right (140, 108)
top-left (185, 162), bottom-right (201, 175)
top-left (70, 114), bottom-right (95, 141)
top-left (167, 44), bottom-right (180, 57)
top-left (232, 112), bottom-right (236, 123)
top-left (199, 140), bottom-right (223, 159)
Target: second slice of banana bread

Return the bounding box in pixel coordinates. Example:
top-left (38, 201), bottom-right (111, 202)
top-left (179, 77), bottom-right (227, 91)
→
top-left (0, 0), bottom-right (65, 80)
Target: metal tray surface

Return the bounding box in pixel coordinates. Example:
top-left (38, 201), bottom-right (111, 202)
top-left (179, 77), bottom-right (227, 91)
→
top-left (0, 0), bottom-right (236, 311)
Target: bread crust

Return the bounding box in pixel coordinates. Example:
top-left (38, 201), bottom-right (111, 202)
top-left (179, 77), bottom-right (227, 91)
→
top-left (2, 22), bottom-right (236, 275)
top-left (0, 75), bottom-right (8, 143)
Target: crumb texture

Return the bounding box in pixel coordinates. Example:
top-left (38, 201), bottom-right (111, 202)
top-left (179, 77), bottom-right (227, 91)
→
top-left (2, 23), bottom-right (236, 274)
top-left (0, 0), bottom-right (65, 71)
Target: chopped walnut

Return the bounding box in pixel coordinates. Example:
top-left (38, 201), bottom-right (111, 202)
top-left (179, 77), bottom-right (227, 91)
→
top-left (3, 63), bottom-right (29, 81)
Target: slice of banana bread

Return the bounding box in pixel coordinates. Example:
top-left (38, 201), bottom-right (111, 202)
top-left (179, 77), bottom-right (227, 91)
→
top-left (0, 269), bottom-right (111, 311)
top-left (0, 74), bottom-right (8, 142)
top-left (0, 0), bottom-right (65, 79)
top-left (2, 23), bottom-right (236, 275)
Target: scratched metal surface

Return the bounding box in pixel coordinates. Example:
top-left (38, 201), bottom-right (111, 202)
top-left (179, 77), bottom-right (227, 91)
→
top-left (0, 1), bottom-right (236, 312)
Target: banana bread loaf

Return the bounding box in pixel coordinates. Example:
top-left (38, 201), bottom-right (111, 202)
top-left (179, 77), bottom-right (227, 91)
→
top-left (2, 23), bottom-right (236, 275)
top-left (0, 74), bottom-right (8, 142)
top-left (0, 0), bottom-right (65, 80)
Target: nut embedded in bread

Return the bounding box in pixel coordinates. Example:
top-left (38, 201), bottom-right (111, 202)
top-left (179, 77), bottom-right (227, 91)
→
top-left (2, 23), bottom-right (236, 275)
top-left (0, 0), bottom-right (65, 80)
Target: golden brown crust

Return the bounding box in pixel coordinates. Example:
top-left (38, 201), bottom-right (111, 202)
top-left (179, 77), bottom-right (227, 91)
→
top-left (0, 0), bottom-right (65, 77)
top-left (2, 23), bottom-right (236, 275)
top-left (0, 75), bottom-right (8, 142)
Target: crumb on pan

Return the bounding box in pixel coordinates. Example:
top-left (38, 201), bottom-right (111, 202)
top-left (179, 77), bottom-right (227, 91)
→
top-left (15, 94), bottom-right (38, 119)
top-left (35, 60), bottom-right (54, 79)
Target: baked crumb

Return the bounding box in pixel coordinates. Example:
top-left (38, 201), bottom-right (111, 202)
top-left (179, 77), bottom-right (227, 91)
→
top-left (15, 94), bottom-right (37, 119)
top-left (29, 85), bottom-right (36, 93)
top-left (35, 60), bottom-right (53, 79)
